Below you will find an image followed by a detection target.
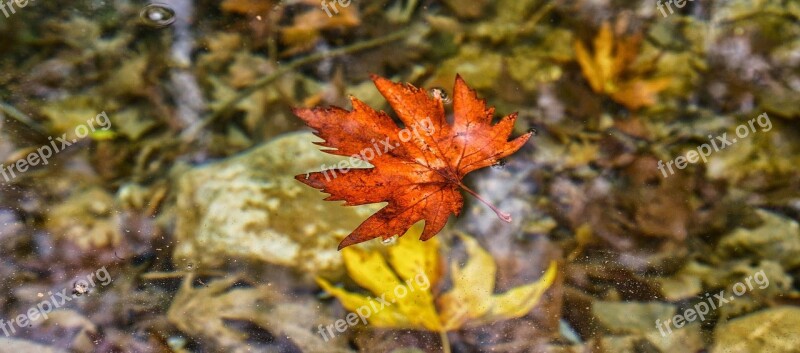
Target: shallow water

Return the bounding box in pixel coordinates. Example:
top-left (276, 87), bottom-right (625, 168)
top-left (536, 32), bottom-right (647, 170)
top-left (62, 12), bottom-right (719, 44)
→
top-left (0, 0), bottom-right (799, 352)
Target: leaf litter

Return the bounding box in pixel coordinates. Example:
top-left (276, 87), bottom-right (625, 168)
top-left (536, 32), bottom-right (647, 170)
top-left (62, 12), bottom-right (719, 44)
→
top-left (0, 0), bottom-right (798, 352)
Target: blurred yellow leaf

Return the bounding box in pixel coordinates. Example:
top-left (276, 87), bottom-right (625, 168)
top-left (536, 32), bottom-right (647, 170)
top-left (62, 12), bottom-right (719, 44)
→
top-left (317, 224), bottom-right (443, 331)
top-left (437, 232), bottom-right (496, 329)
top-left (316, 224), bottom-right (557, 335)
top-left (438, 233), bottom-right (557, 330)
top-left (574, 22), bottom-right (672, 110)
top-left (612, 78), bottom-right (673, 110)
top-left (89, 129), bottom-right (118, 141)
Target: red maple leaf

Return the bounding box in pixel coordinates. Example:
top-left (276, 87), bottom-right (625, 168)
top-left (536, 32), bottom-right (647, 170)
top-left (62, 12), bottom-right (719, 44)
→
top-left (294, 75), bottom-right (532, 249)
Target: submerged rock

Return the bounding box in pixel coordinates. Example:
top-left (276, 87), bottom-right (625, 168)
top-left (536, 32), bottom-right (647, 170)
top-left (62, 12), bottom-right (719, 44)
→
top-left (712, 307), bottom-right (800, 353)
top-left (592, 301), bottom-right (676, 335)
top-left (173, 132), bottom-right (378, 274)
top-left (46, 187), bottom-right (122, 249)
top-left (591, 301), bottom-right (704, 353)
top-left (717, 209), bottom-right (800, 270)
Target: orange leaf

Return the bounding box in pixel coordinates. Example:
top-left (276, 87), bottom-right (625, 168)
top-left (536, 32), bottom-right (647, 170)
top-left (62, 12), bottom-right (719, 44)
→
top-left (574, 21), bottom-right (671, 110)
top-left (294, 75), bottom-right (532, 249)
top-left (612, 78), bottom-right (673, 110)
top-left (220, 0), bottom-right (273, 15)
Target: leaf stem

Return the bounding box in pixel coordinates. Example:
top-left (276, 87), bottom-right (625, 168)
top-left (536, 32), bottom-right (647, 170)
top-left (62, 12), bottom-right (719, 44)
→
top-left (439, 330), bottom-right (451, 353)
top-left (457, 182), bottom-right (512, 222)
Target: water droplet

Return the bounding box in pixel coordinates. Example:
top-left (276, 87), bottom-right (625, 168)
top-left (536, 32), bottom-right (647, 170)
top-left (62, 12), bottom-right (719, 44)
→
top-left (528, 128), bottom-right (538, 136)
top-left (140, 3), bottom-right (176, 28)
top-left (72, 282), bottom-right (89, 296)
top-left (492, 160), bottom-right (506, 169)
top-left (381, 236), bottom-right (397, 245)
top-left (428, 87), bottom-right (452, 104)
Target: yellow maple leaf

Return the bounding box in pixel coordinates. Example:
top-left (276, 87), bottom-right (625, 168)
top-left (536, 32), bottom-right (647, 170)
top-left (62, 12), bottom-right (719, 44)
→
top-left (574, 22), bottom-right (671, 110)
top-left (316, 224), bottom-right (557, 350)
top-left (437, 233), bottom-right (557, 330)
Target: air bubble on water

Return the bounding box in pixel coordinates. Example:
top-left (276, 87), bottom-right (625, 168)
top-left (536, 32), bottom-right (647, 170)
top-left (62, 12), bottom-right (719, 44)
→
top-left (167, 336), bottom-right (187, 350)
top-left (72, 282), bottom-right (89, 296)
top-left (381, 236), bottom-right (397, 245)
top-left (492, 159), bottom-right (506, 169)
top-left (428, 87), bottom-right (452, 104)
top-left (140, 3), bottom-right (176, 28)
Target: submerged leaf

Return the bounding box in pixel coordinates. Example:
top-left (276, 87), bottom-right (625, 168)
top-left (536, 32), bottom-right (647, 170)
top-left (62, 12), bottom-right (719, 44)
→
top-left (317, 226), bottom-right (557, 333)
top-left (316, 224), bottom-right (443, 331)
top-left (439, 233), bottom-right (557, 329)
top-left (574, 22), bottom-right (672, 110)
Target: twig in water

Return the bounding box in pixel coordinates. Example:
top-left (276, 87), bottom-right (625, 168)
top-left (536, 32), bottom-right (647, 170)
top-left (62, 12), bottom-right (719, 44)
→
top-left (0, 102), bottom-right (48, 135)
top-left (180, 28), bottom-right (412, 141)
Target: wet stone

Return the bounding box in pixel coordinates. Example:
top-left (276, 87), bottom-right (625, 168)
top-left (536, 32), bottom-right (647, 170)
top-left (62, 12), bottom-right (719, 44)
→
top-left (172, 132), bottom-right (378, 274)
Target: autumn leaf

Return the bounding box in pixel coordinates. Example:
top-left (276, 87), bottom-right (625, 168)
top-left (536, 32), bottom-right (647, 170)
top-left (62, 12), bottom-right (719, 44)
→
top-left (219, 0), bottom-right (273, 15)
top-left (574, 22), bottom-right (671, 110)
top-left (281, 0), bottom-right (360, 54)
top-left (437, 233), bottom-right (556, 329)
top-left (168, 275), bottom-right (354, 353)
top-left (317, 225), bottom-right (444, 331)
top-left (316, 225), bottom-right (557, 334)
top-left (294, 75), bottom-right (532, 249)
